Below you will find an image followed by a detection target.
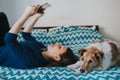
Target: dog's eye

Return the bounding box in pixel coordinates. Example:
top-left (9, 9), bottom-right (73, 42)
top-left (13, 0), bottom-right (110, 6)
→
top-left (88, 60), bottom-right (92, 63)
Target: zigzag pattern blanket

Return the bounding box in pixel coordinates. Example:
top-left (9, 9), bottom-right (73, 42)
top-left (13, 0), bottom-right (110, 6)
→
top-left (0, 67), bottom-right (120, 80)
top-left (0, 26), bottom-right (120, 80)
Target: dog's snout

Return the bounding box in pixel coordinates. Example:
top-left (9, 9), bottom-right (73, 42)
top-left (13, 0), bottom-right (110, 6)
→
top-left (80, 69), bottom-right (85, 73)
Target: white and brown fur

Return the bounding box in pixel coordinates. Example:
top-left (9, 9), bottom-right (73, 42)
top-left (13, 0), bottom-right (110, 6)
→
top-left (67, 39), bottom-right (120, 74)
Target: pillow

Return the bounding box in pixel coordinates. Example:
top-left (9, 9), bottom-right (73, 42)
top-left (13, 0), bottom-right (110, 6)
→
top-left (48, 25), bottom-right (97, 34)
top-left (47, 26), bottom-right (104, 55)
top-left (17, 26), bottom-right (105, 56)
top-left (17, 29), bottom-right (47, 42)
top-left (48, 26), bottom-right (66, 34)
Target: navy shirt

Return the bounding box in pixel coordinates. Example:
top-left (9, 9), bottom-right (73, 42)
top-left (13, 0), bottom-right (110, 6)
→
top-left (0, 32), bottom-right (48, 69)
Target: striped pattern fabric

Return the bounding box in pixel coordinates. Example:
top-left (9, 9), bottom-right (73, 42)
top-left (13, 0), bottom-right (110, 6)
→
top-left (17, 26), bottom-right (104, 55)
top-left (0, 66), bottom-right (120, 80)
top-left (1, 26), bottom-right (119, 80)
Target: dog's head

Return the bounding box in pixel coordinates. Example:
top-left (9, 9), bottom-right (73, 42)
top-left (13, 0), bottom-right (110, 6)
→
top-left (78, 47), bottom-right (104, 73)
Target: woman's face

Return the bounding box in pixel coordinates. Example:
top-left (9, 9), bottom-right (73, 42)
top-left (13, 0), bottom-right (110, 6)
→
top-left (47, 42), bottom-right (68, 61)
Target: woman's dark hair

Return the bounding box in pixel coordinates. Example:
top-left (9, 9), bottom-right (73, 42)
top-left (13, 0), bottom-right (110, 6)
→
top-left (45, 47), bottom-right (79, 67)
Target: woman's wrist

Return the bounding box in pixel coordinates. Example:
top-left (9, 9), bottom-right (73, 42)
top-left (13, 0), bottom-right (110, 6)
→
top-left (34, 13), bottom-right (44, 19)
top-left (22, 12), bottom-right (31, 19)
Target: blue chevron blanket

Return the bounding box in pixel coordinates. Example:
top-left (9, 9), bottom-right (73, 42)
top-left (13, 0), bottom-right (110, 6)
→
top-left (0, 26), bottom-right (120, 80)
top-left (0, 66), bottom-right (120, 80)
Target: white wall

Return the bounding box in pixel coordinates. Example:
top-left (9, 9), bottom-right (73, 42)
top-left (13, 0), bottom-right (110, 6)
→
top-left (0, 0), bottom-right (120, 41)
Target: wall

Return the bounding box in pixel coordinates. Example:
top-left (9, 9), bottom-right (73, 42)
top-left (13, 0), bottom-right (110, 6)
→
top-left (0, 0), bottom-right (120, 41)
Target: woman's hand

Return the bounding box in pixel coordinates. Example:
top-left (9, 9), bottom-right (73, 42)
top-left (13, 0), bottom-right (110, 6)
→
top-left (24, 4), bottom-right (40, 17)
top-left (24, 4), bottom-right (45, 18)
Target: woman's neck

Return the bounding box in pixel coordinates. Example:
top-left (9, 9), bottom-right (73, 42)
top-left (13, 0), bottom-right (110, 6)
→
top-left (42, 51), bottom-right (49, 61)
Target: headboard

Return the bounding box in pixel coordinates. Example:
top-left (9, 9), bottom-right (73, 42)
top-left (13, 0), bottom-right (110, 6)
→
top-left (31, 25), bottom-right (99, 32)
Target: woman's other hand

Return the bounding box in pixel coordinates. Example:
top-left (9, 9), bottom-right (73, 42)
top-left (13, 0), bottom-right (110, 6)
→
top-left (24, 4), bottom-right (40, 17)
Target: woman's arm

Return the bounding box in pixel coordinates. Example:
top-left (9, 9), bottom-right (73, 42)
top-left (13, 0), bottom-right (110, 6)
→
top-left (23, 11), bottom-right (44, 33)
top-left (22, 5), bottom-right (44, 41)
top-left (9, 5), bottom-right (39, 35)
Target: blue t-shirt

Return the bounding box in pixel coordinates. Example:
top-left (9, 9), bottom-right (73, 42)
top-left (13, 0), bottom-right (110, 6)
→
top-left (0, 32), bottom-right (48, 69)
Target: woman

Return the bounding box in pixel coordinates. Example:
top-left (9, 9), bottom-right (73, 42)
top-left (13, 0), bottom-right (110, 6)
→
top-left (0, 5), bottom-right (78, 69)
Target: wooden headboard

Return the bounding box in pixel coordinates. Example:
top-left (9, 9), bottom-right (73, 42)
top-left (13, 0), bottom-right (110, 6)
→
top-left (31, 25), bottom-right (99, 32)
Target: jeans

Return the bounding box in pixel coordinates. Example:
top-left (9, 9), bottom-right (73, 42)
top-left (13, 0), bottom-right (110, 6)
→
top-left (0, 12), bottom-right (10, 46)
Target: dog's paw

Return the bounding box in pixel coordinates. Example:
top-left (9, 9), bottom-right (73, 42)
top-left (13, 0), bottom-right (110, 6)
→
top-left (67, 65), bottom-right (75, 69)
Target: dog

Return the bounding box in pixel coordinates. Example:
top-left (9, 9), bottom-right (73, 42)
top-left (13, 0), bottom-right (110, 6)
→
top-left (67, 39), bottom-right (120, 74)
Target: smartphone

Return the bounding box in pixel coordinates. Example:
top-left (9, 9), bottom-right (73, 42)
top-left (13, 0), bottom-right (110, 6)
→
top-left (37, 3), bottom-right (51, 13)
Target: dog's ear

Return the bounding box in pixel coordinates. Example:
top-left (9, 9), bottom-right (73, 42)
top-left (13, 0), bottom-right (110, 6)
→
top-left (100, 51), bottom-right (104, 58)
top-left (78, 49), bottom-right (86, 56)
top-left (95, 51), bottom-right (104, 63)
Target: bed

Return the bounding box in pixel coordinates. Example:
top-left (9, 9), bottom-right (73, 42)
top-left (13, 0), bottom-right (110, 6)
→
top-left (0, 25), bottom-right (120, 80)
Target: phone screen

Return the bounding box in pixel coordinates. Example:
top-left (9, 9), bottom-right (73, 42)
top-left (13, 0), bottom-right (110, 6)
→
top-left (41, 3), bottom-right (51, 9)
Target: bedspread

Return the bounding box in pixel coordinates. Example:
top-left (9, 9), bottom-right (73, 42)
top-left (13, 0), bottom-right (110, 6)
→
top-left (0, 66), bottom-right (120, 80)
